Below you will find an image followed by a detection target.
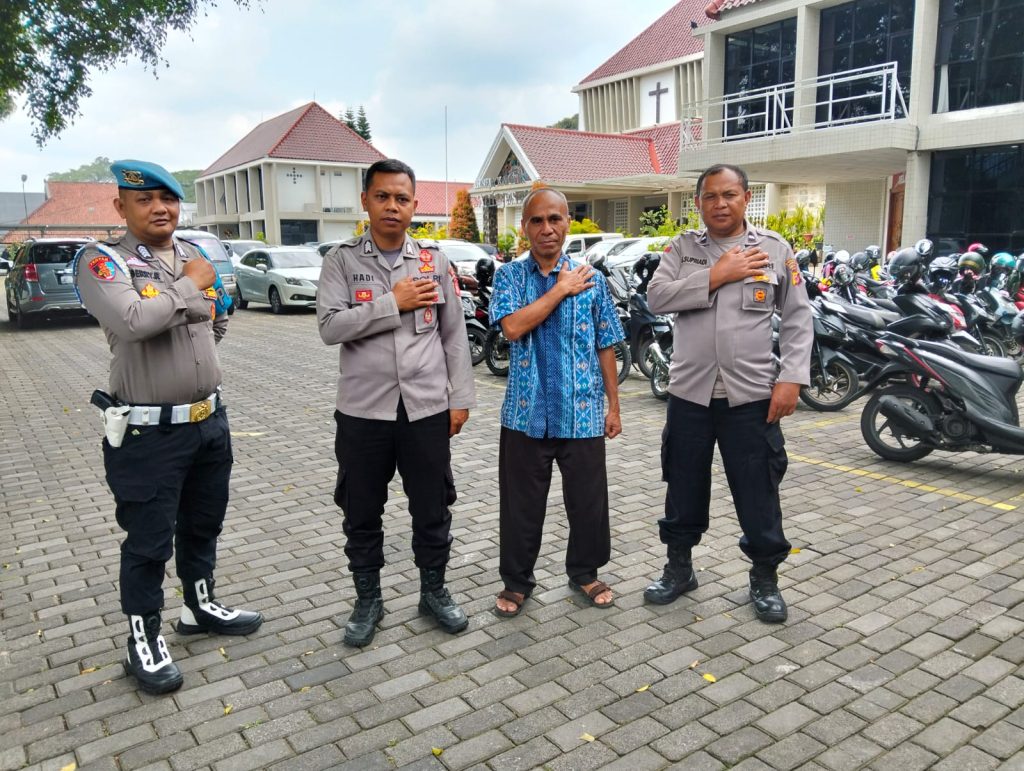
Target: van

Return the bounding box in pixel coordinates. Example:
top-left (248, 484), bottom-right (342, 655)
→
top-left (562, 232), bottom-right (623, 259)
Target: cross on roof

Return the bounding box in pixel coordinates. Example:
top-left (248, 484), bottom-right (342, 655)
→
top-left (649, 81), bottom-right (669, 123)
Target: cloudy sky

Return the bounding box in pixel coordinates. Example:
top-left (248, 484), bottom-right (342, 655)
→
top-left (0, 0), bottom-right (674, 193)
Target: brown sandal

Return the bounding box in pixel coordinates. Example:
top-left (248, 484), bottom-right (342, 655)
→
top-left (568, 579), bottom-right (615, 608)
top-left (494, 589), bottom-right (527, 618)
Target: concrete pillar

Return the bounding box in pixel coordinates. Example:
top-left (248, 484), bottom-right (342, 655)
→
top-left (592, 199), bottom-right (609, 230)
top-left (765, 183), bottom-right (783, 217)
top-left (265, 162), bottom-right (281, 245)
top-left (908, 1), bottom-right (939, 123)
top-left (627, 196), bottom-right (643, 236)
top-left (702, 32), bottom-right (726, 141)
top-left (792, 5), bottom-right (820, 130)
top-left (902, 151), bottom-right (930, 243)
top-left (667, 191), bottom-right (684, 222)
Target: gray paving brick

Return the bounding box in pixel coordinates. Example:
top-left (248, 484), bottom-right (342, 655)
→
top-left (931, 745), bottom-right (1001, 771)
top-left (544, 710), bottom-right (616, 752)
top-left (756, 732), bottom-right (827, 770)
top-left (756, 701), bottom-right (818, 738)
top-left (651, 721), bottom-right (719, 761)
top-left (705, 726), bottom-right (773, 765)
top-left (437, 729), bottom-right (513, 770)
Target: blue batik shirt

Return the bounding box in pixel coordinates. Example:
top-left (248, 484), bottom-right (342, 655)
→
top-left (490, 254), bottom-right (625, 439)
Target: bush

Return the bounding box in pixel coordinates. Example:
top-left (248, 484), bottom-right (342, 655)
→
top-left (496, 228), bottom-right (517, 259)
top-left (765, 204), bottom-right (824, 249)
top-left (409, 222), bottom-right (448, 240)
top-left (568, 217), bottom-right (603, 235)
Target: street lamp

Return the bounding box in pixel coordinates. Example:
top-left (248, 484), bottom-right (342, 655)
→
top-left (20, 174), bottom-right (28, 220)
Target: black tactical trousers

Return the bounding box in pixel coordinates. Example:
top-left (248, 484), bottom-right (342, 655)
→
top-left (498, 427), bottom-right (611, 596)
top-left (104, 409), bottom-right (232, 615)
top-left (659, 396), bottom-right (791, 569)
top-left (334, 401), bottom-right (454, 573)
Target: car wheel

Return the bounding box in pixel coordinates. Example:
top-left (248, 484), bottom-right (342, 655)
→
top-left (236, 289), bottom-right (248, 310)
top-left (12, 299), bottom-right (30, 329)
top-left (269, 286), bottom-right (284, 314)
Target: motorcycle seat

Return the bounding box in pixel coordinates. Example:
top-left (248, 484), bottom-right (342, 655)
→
top-left (914, 339), bottom-right (1024, 380)
top-left (834, 303), bottom-right (888, 330)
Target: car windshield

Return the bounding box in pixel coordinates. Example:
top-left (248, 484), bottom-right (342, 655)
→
top-left (33, 243), bottom-right (85, 264)
top-left (229, 241), bottom-right (263, 255)
top-left (440, 242), bottom-right (489, 264)
top-left (606, 239), bottom-right (639, 257)
top-left (271, 251), bottom-right (322, 269)
top-left (182, 235), bottom-right (231, 262)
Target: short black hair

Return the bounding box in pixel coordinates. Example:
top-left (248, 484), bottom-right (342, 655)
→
top-left (364, 159), bottom-right (416, 192)
top-left (696, 164), bottom-right (749, 197)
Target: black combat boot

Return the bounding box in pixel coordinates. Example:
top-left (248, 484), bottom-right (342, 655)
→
top-left (125, 612), bottom-right (184, 695)
top-left (418, 566), bottom-right (468, 634)
top-left (644, 544), bottom-right (698, 605)
top-left (177, 577), bottom-right (264, 636)
top-left (749, 564), bottom-right (787, 623)
top-left (344, 571), bottom-right (384, 648)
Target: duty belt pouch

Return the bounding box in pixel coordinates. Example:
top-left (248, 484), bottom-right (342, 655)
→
top-left (103, 406), bottom-right (132, 448)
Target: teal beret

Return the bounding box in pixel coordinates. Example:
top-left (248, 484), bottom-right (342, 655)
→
top-left (110, 159), bottom-right (184, 199)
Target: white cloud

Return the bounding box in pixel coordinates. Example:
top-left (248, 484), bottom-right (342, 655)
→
top-left (0, 0), bottom-right (673, 191)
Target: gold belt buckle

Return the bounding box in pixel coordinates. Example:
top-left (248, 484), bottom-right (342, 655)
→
top-left (189, 399), bottom-right (212, 422)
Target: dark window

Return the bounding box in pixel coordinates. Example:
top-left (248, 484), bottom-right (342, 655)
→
top-left (935, 0), bottom-right (1024, 112)
top-left (724, 18), bottom-right (797, 138)
top-left (279, 219), bottom-right (318, 246)
top-left (31, 243), bottom-right (82, 264)
top-left (818, 0), bottom-right (914, 125)
top-left (928, 145), bottom-right (1024, 252)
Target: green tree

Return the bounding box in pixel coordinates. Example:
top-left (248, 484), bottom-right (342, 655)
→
top-left (342, 107), bottom-right (355, 130)
top-left (1, 1), bottom-right (256, 146)
top-left (355, 105), bottom-right (371, 142)
top-left (548, 114), bottom-right (579, 130)
top-left (48, 156), bottom-right (114, 182)
top-left (171, 169), bottom-right (201, 204)
top-left (448, 189), bottom-right (479, 242)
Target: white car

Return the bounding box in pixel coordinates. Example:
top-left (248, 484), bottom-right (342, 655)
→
top-left (235, 246), bottom-right (322, 313)
top-left (605, 236), bottom-right (671, 268)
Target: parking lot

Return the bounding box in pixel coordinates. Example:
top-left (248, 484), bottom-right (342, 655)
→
top-left (3, 295), bottom-right (1024, 771)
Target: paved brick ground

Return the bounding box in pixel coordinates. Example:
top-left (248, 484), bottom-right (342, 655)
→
top-left (3, 299), bottom-right (1024, 770)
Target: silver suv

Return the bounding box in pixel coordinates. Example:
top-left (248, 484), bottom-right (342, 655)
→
top-left (4, 237), bottom-right (93, 328)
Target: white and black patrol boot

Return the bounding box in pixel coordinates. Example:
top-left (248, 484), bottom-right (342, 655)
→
top-left (418, 566), bottom-right (468, 634)
top-left (125, 613), bottom-right (183, 695)
top-left (644, 544), bottom-right (698, 605)
top-left (177, 578), bottom-right (263, 636)
top-left (750, 565), bottom-right (788, 623)
top-left (344, 571), bottom-right (384, 648)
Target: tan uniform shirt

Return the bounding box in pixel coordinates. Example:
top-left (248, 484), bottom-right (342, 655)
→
top-left (648, 222), bottom-right (812, 406)
top-left (317, 233), bottom-right (476, 421)
top-left (75, 232), bottom-right (226, 405)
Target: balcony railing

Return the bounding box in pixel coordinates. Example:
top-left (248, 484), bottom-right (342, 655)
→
top-left (681, 61), bottom-right (909, 150)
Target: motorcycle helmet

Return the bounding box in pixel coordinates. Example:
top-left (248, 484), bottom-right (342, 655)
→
top-left (958, 251), bottom-right (985, 276)
top-left (474, 257), bottom-right (495, 288)
top-left (850, 251), bottom-right (871, 272)
top-left (832, 263), bottom-right (855, 287)
top-left (864, 245), bottom-right (881, 266)
top-left (889, 247), bottom-right (924, 284)
top-left (834, 249), bottom-right (851, 265)
top-left (967, 242), bottom-right (990, 260)
top-left (991, 252), bottom-right (1015, 276)
top-left (914, 238), bottom-right (934, 260)
top-left (927, 255), bottom-right (958, 292)
top-left (794, 249), bottom-right (811, 270)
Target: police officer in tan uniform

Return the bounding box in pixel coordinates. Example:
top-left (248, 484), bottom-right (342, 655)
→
top-left (318, 158), bottom-right (476, 647)
top-left (76, 160), bottom-right (262, 695)
top-left (644, 163), bottom-right (812, 623)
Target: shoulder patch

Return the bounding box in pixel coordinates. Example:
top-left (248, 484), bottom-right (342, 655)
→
top-left (87, 254), bottom-right (119, 281)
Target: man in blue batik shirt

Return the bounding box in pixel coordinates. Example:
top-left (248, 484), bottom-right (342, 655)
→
top-left (489, 187), bottom-right (625, 617)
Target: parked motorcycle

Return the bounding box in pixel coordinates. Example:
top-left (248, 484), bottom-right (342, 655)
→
top-left (858, 330), bottom-right (1024, 461)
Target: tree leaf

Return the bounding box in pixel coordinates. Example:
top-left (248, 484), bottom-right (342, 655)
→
top-left (580, 733), bottom-right (595, 742)
top-left (689, 660), bottom-right (700, 669)
top-left (702, 673), bottom-right (717, 683)
top-left (431, 748), bottom-right (443, 757)
top-left (223, 705), bottom-right (233, 715)
top-left (635, 684), bottom-right (650, 692)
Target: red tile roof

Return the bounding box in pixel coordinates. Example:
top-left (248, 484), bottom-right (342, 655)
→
top-left (414, 181), bottom-right (473, 217)
top-left (625, 122), bottom-right (682, 175)
top-left (202, 102), bottom-right (386, 176)
top-left (505, 124), bottom-right (689, 183)
top-left (579, 0), bottom-right (708, 86)
top-left (506, 125), bottom-right (660, 183)
top-left (3, 182), bottom-right (125, 243)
